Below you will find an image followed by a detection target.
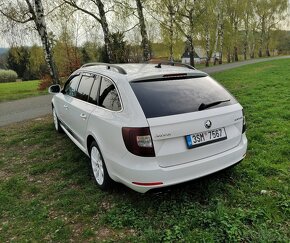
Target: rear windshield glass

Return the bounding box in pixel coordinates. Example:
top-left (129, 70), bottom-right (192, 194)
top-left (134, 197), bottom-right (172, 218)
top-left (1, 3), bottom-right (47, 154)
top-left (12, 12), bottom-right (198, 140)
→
top-left (130, 77), bottom-right (237, 118)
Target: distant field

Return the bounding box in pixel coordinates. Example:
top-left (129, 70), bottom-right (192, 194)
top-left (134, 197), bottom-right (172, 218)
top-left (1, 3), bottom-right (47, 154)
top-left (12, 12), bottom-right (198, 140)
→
top-left (0, 59), bottom-right (289, 242)
top-left (0, 80), bottom-right (46, 102)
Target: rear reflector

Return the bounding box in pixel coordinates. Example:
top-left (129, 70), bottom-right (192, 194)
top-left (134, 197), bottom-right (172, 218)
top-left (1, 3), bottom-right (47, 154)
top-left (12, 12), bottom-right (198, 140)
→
top-left (132, 182), bottom-right (163, 186)
top-left (122, 127), bottom-right (155, 157)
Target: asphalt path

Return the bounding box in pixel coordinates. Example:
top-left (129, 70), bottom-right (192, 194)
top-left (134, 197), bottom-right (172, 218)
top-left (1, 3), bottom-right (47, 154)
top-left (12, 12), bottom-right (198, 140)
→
top-left (1, 55), bottom-right (289, 127)
top-left (0, 94), bottom-right (53, 127)
top-left (200, 55), bottom-right (290, 74)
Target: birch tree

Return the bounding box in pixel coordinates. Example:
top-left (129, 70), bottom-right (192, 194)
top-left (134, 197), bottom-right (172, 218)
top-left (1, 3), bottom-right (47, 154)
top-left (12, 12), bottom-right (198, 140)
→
top-left (63, 0), bottom-right (113, 62)
top-left (135, 0), bottom-right (150, 61)
top-left (0, 0), bottom-right (59, 84)
top-left (212, 0), bottom-right (221, 65)
top-left (224, 0), bottom-right (243, 62)
top-left (242, 0), bottom-right (250, 60)
top-left (147, 0), bottom-right (180, 61)
top-left (198, 0), bottom-right (217, 67)
top-left (211, 0), bottom-right (226, 64)
top-left (174, 0), bottom-right (203, 67)
top-left (255, 0), bottom-right (288, 57)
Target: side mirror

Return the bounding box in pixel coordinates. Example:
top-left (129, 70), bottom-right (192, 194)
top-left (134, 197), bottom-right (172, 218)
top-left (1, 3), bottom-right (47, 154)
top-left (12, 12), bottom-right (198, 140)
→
top-left (48, 84), bottom-right (61, 94)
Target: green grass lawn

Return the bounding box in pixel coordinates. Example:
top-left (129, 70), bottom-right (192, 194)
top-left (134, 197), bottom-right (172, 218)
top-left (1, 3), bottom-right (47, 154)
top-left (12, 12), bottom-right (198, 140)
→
top-left (0, 59), bottom-right (289, 242)
top-left (0, 80), bottom-right (47, 102)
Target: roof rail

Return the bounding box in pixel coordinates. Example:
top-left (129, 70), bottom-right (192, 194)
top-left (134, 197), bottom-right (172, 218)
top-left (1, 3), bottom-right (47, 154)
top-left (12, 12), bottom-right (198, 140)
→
top-left (81, 62), bottom-right (127, 74)
top-left (147, 61), bottom-right (195, 70)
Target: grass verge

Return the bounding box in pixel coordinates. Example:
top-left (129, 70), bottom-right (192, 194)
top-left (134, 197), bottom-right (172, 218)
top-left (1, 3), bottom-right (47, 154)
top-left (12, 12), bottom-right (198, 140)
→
top-left (0, 59), bottom-right (289, 242)
top-left (0, 80), bottom-right (46, 102)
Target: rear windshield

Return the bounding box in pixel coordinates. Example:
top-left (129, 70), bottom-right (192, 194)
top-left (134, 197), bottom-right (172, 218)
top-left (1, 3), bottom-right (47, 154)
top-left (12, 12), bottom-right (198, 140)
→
top-left (130, 77), bottom-right (237, 118)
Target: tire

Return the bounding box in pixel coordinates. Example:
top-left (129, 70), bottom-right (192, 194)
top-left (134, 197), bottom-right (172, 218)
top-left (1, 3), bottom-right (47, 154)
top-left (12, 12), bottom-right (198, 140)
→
top-left (52, 107), bottom-right (63, 133)
top-left (90, 141), bottom-right (113, 190)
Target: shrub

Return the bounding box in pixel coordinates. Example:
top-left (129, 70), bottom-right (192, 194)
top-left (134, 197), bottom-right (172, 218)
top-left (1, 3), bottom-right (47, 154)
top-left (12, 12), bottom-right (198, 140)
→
top-left (38, 74), bottom-right (52, 90)
top-left (0, 69), bottom-right (18, 83)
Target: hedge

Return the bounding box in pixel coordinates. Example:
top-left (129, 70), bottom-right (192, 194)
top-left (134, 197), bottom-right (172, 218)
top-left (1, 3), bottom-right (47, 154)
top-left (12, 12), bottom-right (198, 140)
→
top-left (0, 69), bottom-right (18, 83)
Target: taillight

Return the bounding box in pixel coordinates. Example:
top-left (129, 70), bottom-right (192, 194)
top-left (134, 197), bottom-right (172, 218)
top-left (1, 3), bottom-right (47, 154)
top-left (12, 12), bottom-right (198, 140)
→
top-left (122, 127), bottom-right (155, 157)
top-left (242, 109), bottom-right (246, 133)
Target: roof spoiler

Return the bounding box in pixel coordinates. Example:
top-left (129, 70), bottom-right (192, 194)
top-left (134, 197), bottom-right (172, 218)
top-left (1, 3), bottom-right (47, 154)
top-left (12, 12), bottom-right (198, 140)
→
top-left (145, 61), bottom-right (196, 70)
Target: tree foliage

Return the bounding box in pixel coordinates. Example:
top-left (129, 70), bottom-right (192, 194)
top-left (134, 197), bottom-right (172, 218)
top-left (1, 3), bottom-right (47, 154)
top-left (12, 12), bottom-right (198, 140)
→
top-left (54, 30), bottom-right (81, 77)
top-left (0, 0), bottom-right (60, 83)
top-left (0, 0), bottom-right (289, 74)
top-left (7, 46), bottom-right (30, 80)
top-left (7, 45), bottom-right (46, 80)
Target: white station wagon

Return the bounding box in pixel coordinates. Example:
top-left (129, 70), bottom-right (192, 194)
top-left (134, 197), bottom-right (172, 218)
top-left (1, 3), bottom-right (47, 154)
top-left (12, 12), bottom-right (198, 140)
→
top-left (49, 62), bottom-right (247, 193)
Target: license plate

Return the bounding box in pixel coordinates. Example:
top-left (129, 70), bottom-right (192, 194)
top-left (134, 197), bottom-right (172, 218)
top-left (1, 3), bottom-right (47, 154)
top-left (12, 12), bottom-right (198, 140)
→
top-left (185, 127), bottom-right (227, 149)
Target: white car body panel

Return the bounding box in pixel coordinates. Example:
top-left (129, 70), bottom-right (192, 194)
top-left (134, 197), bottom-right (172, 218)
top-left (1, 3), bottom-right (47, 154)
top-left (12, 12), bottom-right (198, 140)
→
top-left (107, 134), bottom-right (247, 193)
top-left (148, 104), bottom-right (243, 167)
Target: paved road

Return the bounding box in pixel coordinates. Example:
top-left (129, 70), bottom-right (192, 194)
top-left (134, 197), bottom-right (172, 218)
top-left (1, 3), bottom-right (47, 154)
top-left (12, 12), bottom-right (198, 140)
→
top-left (0, 94), bottom-right (52, 127)
top-left (1, 55), bottom-right (289, 127)
top-left (200, 55), bottom-right (290, 74)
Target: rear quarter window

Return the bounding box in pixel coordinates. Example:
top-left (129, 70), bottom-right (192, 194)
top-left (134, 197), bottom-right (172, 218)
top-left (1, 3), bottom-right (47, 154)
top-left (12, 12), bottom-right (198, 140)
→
top-left (130, 76), bottom-right (237, 118)
top-left (99, 78), bottom-right (121, 111)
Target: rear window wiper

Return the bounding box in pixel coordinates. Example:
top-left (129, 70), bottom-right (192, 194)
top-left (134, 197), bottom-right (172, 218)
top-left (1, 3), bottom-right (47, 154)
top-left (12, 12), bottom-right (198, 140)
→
top-left (198, 99), bottom-right (230, 111)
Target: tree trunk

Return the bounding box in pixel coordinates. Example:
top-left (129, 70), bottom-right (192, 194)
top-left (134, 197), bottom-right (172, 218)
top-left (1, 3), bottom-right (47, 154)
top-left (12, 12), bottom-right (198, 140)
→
top-left (234, 46), bottom-right (238, 62)
top-left (205, 27), bottom-right (210, 67)
top-left (250, 43), bottom-right (255, 58)
top-left (219, 52), bottom-right (223, 64)
top-left (265, 31), bottom-right (271, 57)
top-left (266, 46), bottom-right (270, 57)
top-left (169, 3), bottom-right (174, 62)
top-left (227, 50), bottom-right (231, 63)
top-left (33, 0), bottom-right (59, 84)
top-left (233, 19), bottom-right (238, 62)
top-left (249, 27), bottom-right (255, 59)
top-left (135, 0), bottom-right (150, 61)
top-left (95, 0), bottom-right (112, 62)
top-left (259, 17), bottom-right (265, 58)
top-left (243, 44), bottom-right (247, 60)
top-left (243, 12), bottom-right (249, 61)
top-left (213, 12), bottom-right (220, 66)
top-left (218, 23), bottom-right (224, 64)
top-left (258, 47), bottom-right (262, 57)
top-left (188, 36), bottom-right (195, 67)
top-left (258, 30), bottom-right (263, 57)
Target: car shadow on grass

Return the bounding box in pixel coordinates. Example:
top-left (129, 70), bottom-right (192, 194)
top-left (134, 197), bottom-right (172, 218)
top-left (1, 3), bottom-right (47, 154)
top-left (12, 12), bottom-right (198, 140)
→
top-left (106, 162), bottom-right (242, 205)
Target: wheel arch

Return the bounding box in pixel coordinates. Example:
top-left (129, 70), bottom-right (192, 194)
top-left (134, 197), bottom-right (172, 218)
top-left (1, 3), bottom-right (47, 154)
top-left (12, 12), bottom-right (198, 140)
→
top-left (87, 135), bottom-right (96, 155)
top-left (86, 133), bottom-right (117, 182)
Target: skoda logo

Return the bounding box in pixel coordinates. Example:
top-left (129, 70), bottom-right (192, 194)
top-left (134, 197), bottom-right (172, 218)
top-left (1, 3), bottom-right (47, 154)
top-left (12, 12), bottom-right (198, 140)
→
top-left (204, 120), bottom-right (212, 129)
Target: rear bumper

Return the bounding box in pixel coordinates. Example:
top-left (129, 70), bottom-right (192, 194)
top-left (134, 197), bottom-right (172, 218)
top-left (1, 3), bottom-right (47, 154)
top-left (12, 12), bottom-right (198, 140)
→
top-left (107, 134), bottom-right (247, 193)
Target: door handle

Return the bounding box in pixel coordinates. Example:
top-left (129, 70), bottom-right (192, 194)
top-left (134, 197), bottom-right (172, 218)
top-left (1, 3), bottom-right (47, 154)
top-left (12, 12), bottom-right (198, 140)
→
top-left (63, 104), bottom-right (68, 109)
top-left (80, 113), bottom-right (87, 119)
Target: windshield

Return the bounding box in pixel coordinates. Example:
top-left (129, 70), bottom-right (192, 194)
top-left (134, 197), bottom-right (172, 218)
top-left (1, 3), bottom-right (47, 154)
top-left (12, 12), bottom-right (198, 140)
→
top-left (130, 76), bottom-right (237, 118)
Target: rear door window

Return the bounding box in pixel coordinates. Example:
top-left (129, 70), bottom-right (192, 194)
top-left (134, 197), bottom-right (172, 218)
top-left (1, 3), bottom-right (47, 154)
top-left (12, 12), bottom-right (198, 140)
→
top-left (88, 75), bottom-right (101, 105)
top-left (130, 77), bottom-right (237, 118)
top-left (76, 75), bottom-right (95, 101)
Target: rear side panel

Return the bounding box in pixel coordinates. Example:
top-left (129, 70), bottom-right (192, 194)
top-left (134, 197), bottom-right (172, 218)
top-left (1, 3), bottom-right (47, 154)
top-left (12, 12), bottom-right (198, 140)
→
top-left (148, 104), bottom-right (243, 168)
